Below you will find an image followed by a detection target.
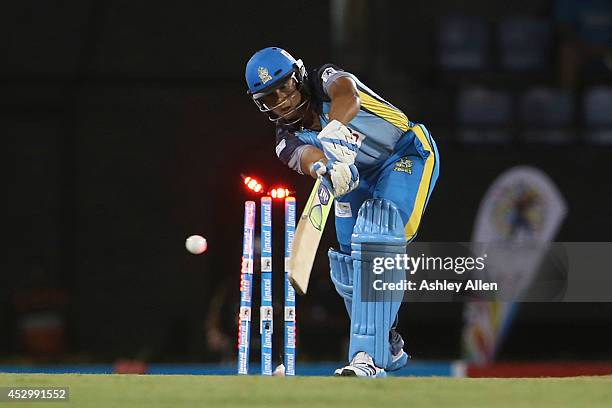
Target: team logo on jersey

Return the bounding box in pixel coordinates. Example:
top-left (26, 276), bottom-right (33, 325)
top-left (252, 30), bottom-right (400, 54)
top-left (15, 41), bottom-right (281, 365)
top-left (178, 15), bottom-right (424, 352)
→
top-left (258, 67), bottom-right (273, 84)
top-left (394, 157), bottom-right (413, 174)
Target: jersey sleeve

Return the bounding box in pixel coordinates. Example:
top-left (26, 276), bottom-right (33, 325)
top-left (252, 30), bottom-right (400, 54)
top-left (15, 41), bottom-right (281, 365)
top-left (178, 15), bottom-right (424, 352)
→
top-left (275, 126), bottom-right (308, 174)
top-left (312, 63), bottom-right (353, 98)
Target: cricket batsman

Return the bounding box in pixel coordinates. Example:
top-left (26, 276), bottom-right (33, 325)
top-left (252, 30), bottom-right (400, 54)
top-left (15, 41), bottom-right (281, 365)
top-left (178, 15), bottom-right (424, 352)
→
top-left (245, 47), bottom-right (440, 377)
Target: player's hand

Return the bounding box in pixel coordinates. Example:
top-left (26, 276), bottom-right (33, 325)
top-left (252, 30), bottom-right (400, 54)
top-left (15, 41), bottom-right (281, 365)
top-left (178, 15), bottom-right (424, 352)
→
top-left (311, 160), bottom-right (359, 197)
top-left (317, 119), bottom-right (358, 164)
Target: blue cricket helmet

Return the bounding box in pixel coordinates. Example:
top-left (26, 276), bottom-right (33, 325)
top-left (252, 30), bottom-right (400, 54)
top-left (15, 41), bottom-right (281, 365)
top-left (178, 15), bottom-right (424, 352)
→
top-left (245, 47), bottom-right (309, 126)
top-left (246, 47), bottom-right (301, 94)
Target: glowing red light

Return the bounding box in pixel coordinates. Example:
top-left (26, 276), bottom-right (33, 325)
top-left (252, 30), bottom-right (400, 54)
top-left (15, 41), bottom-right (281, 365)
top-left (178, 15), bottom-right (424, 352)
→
top-left (241, 175), bottom-right (266, 195)
top-left (269, 187), bottom-right (290, 199)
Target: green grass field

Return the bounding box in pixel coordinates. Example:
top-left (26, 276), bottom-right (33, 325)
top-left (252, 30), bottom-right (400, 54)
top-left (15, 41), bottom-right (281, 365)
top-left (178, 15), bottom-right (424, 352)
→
top-left (1, 374), bottom-right (611, 408)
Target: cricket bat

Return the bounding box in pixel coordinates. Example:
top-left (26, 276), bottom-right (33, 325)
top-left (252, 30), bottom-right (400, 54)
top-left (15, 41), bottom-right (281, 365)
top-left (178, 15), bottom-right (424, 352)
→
top-left (288, 178), bottom-right (335, 295)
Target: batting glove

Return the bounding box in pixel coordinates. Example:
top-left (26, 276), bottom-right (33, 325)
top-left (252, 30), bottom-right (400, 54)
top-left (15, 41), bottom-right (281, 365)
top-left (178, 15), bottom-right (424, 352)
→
top-left (311, 160), bottom-right (359, 198)
top-left (317, 119), bottom-right (359, 164)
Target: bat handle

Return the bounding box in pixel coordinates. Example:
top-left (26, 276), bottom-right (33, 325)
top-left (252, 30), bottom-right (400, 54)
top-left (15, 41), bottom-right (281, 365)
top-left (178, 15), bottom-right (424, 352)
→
top-left (311, 161), bottom-right (327, 177)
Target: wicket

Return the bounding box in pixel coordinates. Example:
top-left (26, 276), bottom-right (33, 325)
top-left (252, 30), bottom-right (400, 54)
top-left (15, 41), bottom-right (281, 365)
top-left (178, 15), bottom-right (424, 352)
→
top-left (237, 197), bottom-right (296, 375)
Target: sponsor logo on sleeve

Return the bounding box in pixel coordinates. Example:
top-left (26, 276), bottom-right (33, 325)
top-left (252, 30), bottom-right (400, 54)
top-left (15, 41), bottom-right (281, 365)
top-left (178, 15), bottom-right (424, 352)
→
top-left (321, 67), bottom-right (338, 83)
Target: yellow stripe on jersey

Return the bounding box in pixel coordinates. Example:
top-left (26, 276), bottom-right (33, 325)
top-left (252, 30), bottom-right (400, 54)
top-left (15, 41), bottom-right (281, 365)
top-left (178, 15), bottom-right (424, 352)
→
top-left (405, 124), bottom-right (436, 241)
top-left (358, 90), bottom-right (410, 132)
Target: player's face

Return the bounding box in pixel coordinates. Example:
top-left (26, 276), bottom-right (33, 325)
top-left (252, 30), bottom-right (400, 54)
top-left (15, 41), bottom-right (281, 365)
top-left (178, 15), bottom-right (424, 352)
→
top-left (261, 77), bottom-right (302, 119)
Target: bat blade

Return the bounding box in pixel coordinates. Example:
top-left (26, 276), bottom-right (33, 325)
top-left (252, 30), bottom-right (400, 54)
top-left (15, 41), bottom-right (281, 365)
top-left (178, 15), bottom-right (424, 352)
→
top-left (288, 178), bottom-right (334, 295)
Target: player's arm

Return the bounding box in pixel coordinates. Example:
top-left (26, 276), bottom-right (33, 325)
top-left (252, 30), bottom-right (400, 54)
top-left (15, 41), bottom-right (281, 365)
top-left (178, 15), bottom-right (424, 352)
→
top-left (317, 75), bottom-right (360, 164)
top-left (327, 76), bottom-right (360, 125)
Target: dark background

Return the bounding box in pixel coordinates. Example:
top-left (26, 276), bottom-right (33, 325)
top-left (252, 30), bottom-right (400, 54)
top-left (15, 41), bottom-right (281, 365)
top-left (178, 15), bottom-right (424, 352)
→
top-left (3, 0), bottom-right (612, 364)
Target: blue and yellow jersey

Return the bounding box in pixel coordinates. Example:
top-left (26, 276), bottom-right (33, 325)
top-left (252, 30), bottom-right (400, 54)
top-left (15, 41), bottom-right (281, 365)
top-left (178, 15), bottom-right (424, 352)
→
top-left (275, 64), bottom-right (434, 173)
